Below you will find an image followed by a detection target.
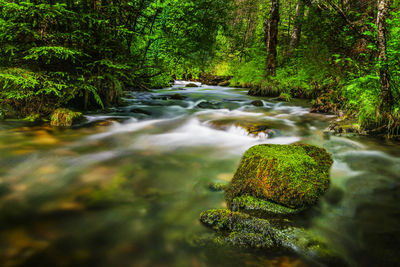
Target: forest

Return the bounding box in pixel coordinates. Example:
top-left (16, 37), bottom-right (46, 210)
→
top-left (1, 1), bottom-right (400, 267)
top-left (1, 0), bottom-right (399, 136)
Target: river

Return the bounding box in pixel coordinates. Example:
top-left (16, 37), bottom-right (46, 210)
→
top-left (0, 82), bottom-right (399, 266)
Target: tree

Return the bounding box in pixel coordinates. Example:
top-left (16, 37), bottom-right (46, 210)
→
top-left (377, 0), bottom-right (393, 111)
top-left (289, 0), bottom-right (305, 51)
top-left (265, 0), bottom-right (280, 76)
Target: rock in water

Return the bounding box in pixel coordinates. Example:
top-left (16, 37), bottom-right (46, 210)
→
top-left (225, 144), bottom-right (333, 209)
top-left (50, 108), bottom-right (83, 127)
top-left (251, 100), bottom-right (264, 107)
top-left (186, 83), bottom-right (199, 88)
top-left (199, 209), bottom-right (342, 264)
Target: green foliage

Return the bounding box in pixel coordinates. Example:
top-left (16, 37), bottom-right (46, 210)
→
top-left (0, 0), bottom-right (232, 116)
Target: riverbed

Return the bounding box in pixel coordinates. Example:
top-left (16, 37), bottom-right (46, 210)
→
top-left (0, 83), bottom-right (399, 266)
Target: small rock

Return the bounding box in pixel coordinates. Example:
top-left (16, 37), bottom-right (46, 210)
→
top-left (186, 83), bottom-right (199, 88)
top-left (251, 100), bottom-right (264, 107)
top-left (50, 108), bottom-right (83, 127)
top-left (197, 101), bottom-right (222, 109)
top-left (217, 81), bottom-right (230, 87)
top-left (170, 94), bottom-right (187, 100)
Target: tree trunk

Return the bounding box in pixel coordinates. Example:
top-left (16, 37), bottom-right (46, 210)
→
top-left (265, 0), bottom-right (280, 76)
top-left (289, 0), bottom-right (305, 51)
top-left (377, 0), bottom-right (393, 111)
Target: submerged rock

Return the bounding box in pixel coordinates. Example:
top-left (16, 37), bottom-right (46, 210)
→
top-left (50, 108), bottom-right (83, 127)
top-left (199, 209), bottom-right (341, 263)
top-left (251, 100), bottom-right (264, 107)
top-left (170, 93), bottom-right (187, 100)
top-left (225, 144), bottom-right (333, 209)
top-left (196, 101), bottom-right (222, 109)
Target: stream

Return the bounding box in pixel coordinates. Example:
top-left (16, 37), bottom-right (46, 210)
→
top-left (0, 82), bottom-right (399, 266)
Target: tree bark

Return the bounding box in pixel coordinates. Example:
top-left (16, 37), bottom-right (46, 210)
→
top-left (289, 0), bottom-right (305, 51)
top-left (265, 0), bottom-right (280, 76)
top-left (377, 0), bottom-right (393, 111)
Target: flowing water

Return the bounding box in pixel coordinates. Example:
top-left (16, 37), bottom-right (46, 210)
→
top-left (0, 82), bottom-right (399, 267)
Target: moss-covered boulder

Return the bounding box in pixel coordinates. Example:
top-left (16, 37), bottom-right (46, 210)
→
top-left (225, 144), bottom-right (333, 209)
top-left (199, 209), bottom-right (342, 263)
top-left (50, 108), bottom-right (83, 127)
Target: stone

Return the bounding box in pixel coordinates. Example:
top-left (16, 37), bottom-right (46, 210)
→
top-left (185, 83), bottom-right (199, 88)
top-left (217, 81), bottom-right (230, 87)
top-left (225, 144), bottom-right (333, 209)
top-left (199, 209), bottom-right (343, 264)
top-left (251, 100), bottom-right (264, 107)
top-left (50, 108), bottom-right (83, 127)
top-left (170, 93), bottom-right (187, 100)
top-left (196, 101), bottom-right (222, 109)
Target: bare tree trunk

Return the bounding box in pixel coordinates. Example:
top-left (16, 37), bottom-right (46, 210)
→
top-left (289, 0), bottom-right (305, 51)
top-left (265, 0), bottom-right (280, 76)
top-left (377, 0), bottom-right (393, 111)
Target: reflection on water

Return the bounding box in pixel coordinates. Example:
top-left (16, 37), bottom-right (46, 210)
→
top-left (0, 83), bottom-right (399, 266)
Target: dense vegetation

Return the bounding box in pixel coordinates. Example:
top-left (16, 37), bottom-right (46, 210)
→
top-left (0, 0), bottom-right (399, 137)
top-left (0, 0), bottom-right (228, 116)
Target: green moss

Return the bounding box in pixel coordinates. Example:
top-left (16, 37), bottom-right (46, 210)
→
top-left (50, 108), bottom-right (83, 127)
top-left (225, 144), bottom-right (333, 209)
top-left (207, 182), bottom-right (227, 192)
top-left (199, 209), bottom-right (342, 263)
top-left (278, 93), bottom-right (292, 102)
top-left (23, 114), bottom-right (41, 122)
top-left (232, 195), bottom-right (303, 216)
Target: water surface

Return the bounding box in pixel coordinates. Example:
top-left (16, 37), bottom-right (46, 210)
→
top-left (0, 83), bottom-right (399, 266)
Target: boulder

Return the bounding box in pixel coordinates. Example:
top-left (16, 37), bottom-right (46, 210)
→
top-left (50, 108), bottom-right (83, 127)
top-left (225, 144), bottom-right (333, 209)
top-left (199, 209), bottom-right (342, 264)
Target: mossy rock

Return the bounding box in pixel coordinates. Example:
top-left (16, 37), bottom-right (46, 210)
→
top-left (50, 108), bottom-right (83, 127)
top-left (186, 83), bottom-right (199, 88)
top-left (225, 144), bottom-right (333, 209)
top-left (199, 209), bottom-right (343, 264)
top-left (197, 101), bottom-right (223, 109)
top-left (217, 80), bottom-right (230, 87)
top-left (232, 195), bottom-right (303, 217)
